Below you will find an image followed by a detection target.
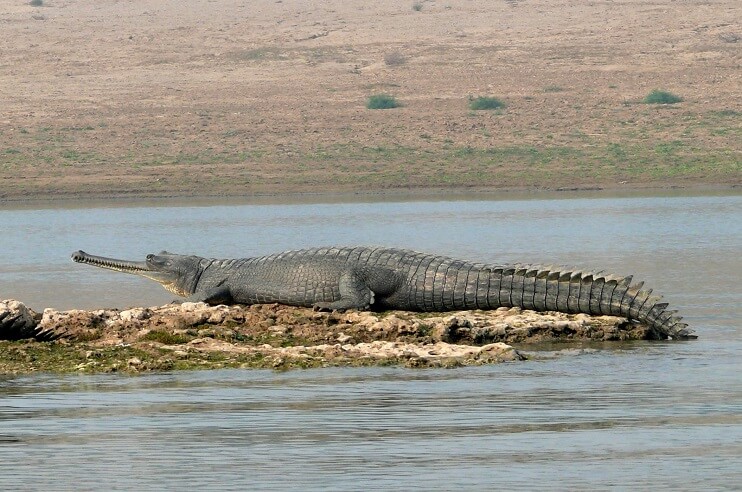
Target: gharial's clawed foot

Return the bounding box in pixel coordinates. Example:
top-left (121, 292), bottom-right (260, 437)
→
top-left (312, 302), bottom-right (371, 313)
top-left (312, 302), bottom-right (342, 313)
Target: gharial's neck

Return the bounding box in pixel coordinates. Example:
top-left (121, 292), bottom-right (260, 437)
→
top-left (173, 257), bottom-right (214, 295)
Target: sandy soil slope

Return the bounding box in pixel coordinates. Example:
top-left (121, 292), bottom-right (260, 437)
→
top-left (1, 0), bottom-right (739, 200)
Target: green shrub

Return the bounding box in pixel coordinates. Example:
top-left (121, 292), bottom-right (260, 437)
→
top-left (412, 1), bottom-right (423, 11)
top-left (543, 85), bottom-right (565, 93)
top-left (384, 51), bottom-right (407, 66)
top-left (469, 96), bottom-right (506, 110)
top-left (141, 330), bottom-right (190, 345)
top-left (29, 0), bottom-right (43, 6)
top-left (367, 94), bottom-right (399, 109)
top-left (643, 90), bottom-right (683, 104)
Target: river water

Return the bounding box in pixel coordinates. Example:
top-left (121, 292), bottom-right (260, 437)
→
top-left (0, 191), bottom-right (740, 490)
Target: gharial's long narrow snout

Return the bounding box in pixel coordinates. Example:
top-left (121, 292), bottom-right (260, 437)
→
top-left (72, 250), bottom-right (194, 297)
top-left (71, 250), bottom-right (151, 274)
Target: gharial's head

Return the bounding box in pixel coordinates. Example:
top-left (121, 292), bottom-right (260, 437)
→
top-left (71, 250), bottom-right (205, 297)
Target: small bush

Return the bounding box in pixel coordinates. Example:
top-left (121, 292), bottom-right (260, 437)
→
top-left (469, 96), bottom-right (506, 110)
top-left (544, 85), bottom-right (565, 93)
top-left (367, 94), bottom-right (399, 109)
top-left (643, 90), bottom-right (683, 105)
top-left (718, 32), bottom-right (739, 43)
top-left (29, 0), bottom-right (43, 6)
top-left (384, 51), bottom-right (407, 66)
top-left (412, 1), bottom-right (423, 11)
top-left (141, 330), bottom-right (191, 345)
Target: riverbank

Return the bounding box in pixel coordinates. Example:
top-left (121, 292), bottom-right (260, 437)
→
top-left (1, 182), bottom-right (739, 207)
top-left (2, 0), bottom-right (739, 201)
top-left (1, 299), bottom-right (653, 374)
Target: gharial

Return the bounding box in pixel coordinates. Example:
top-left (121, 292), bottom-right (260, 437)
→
top-left (71, 247), bottom-right (695, 340)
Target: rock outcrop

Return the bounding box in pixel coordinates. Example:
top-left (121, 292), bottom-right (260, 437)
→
top-left (0, 299), bottom-right (652, 373)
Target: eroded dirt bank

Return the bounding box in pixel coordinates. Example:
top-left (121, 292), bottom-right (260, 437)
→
top-left (1, 299), bottom-right (650, 374)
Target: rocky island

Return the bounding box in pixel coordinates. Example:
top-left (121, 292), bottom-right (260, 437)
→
top-left (1, 299), bottom-right (653, 374)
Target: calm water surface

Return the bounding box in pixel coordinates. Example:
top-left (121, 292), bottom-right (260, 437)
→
top-left (1, 192), bottom-right (740, 490)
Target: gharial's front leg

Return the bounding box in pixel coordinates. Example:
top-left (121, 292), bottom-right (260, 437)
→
top-left (313, 271), bottom-right (375, 311)
top-left (185, 286), bottom-right (234, 305)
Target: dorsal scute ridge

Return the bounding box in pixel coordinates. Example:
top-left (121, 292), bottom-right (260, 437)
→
top-left (658, 310), bottom-right (677, 325)
top-left (617, 275), bottom-right (633, 288)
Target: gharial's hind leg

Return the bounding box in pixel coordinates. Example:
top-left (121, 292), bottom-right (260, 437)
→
top-left (313, 270), bottom-right (374, 311)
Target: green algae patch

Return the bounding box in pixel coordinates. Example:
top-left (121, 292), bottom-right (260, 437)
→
top-left (0, 339), bottom-right (318, 374)
top-left (140, 330), bottom-right (193, 345)
top-left (0, 341), bottom-right (154, 374)
top-left (0, 338), bottom-right (513, 374)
